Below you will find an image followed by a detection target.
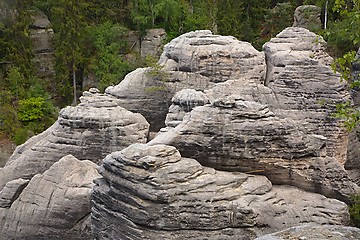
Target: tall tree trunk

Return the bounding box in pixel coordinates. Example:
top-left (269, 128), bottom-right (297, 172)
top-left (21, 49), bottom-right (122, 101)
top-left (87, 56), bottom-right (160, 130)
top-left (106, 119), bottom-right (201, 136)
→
top-left (72, 61), bottom-right (77, 106)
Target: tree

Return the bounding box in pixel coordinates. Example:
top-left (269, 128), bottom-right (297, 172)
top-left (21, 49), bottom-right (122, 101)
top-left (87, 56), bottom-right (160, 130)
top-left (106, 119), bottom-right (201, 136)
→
top-left (84, 22), bottom-right (132, 92)
top-left (52, 0), bottom-right (87, 105)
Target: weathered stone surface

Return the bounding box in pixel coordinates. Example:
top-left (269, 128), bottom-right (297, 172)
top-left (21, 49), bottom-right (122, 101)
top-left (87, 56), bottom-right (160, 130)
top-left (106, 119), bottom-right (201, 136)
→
top-left (106, 30), bottom-right (265, 131)
top-left (264, 27), bottom-right (350, 163)
top-left (141, 28), bottom-right (167, 57)
top-left (30, 10), bottom-right (55, 78)
top-left (0, 178), bottom-right (29, 208)
top-left (0, 90), bottom-right (149, 190)
top-left (256, 224), bottom-right (360, 240)
top-left (0, 155), bottom-right (100, 240)
top-left (293, 5), bottom-right (322, 31)
top-left (150, 27), bottom-right (359, 202)
top-left (163, 89), bottom-right (209, 130)
top-left (106, 67), bottom-right (172, 131)
top-left (92, 144), bottom-right (350, 240)
top-left (150, 100), bottom-right (358, 202)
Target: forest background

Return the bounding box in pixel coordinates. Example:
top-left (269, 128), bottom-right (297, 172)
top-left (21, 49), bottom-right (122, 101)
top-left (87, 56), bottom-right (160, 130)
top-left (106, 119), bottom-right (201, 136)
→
top-left (0, 0), bottom-right (359, 146)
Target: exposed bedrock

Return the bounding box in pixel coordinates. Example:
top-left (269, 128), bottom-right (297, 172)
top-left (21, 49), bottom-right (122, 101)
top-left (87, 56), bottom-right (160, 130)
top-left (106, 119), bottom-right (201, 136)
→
top-left (256, 224), bottom-right (360, 240)
top-left (150, 28), bottom-right (359, 202)
top-left (92, 144), bottom-right (350, 240)
top-left (0, 89), bottom-right (149, 191)
top-left (0, 155), bottom-right (100, 240)
top-left (105, 30), bottom-right (265, 131)
top-left (0, 90), bottom-right (149, 239)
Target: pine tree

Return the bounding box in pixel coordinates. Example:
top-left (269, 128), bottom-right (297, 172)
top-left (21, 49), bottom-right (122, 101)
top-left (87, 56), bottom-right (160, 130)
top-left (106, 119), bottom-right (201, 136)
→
top-left (52, 0), bottom-right (87, 105)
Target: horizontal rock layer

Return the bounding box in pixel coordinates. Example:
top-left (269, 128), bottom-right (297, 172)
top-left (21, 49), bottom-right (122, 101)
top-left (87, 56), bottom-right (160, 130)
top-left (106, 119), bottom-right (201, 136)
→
top-left (92, 144), bottom-right (350, 239)
top-left (0, 155), bottom-right (100, 240)
top-left (0, 90), bottom-right (149, 191)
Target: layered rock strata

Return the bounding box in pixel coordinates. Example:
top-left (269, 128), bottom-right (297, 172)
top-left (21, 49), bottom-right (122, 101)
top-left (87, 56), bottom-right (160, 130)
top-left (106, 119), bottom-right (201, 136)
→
top-left (106, 30), bottom-right (265, 131)
top-left (0, 89), bottom-right (149, 191)
top-left (150, 28), bottom-right (359, 202)
top-left (255, 224), bottom-right (360, 240)
top-left (92, 144), bottom-right (350, 240)
top-left (0, 155), bottom-right (100, 240)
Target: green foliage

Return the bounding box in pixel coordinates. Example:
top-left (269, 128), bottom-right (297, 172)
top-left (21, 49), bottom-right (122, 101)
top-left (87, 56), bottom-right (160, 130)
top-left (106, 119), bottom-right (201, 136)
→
top-left (349, 194), bottom-right (360, 227)
top-left (333, 102), bottom-right (360, 130)
top-left (18, 97), bottom-right (46, 122)
top-left (52, 0), bottom-right (88, 104)
top-left (332, 50), bottom-right (357, 82)
top-left (84, 22), bottom-right (132, 92)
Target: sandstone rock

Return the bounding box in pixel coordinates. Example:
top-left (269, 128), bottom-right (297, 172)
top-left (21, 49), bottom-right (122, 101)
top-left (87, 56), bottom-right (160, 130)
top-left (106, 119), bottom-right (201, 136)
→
top-left (255, 224), bottom-right (360, 240)
top-left (0, 155), bottom-right (100, 240)
top-left (150, 27), bottom-right (359, 202)
top-left (0, 178), bottom-right (29, 208)
top-left (293, 5), bottom-right (322, 31)
top-left (92, 144), bottom-right (350, 240)
top-left (164, 89), bottom-right (209, 129)
top-left (263, 27), bottom-right (350, 164)
top-left (0, 90), bottom-right (149, 190)
top-left (30, 10), bottom-right (55, 78)
top-left (141, 28), bottom-right (167, 57)
top-left (150, 99), bottom-right (358, 202)
top-left (106, 30), bottom-right (265, 131)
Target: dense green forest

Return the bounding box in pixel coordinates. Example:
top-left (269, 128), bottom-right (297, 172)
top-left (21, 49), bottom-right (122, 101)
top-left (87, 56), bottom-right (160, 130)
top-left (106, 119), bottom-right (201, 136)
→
top-left (0, 0), bottom-right (359, 145)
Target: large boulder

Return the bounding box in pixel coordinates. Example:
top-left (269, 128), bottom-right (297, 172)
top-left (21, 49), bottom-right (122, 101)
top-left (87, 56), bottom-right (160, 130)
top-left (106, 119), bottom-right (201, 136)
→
top-left (92, 144), bottom-right (350, 240)
top-left (106, 30), bottom-right (265, 131)
top-left (0, 155), bottom-right (100, 240)
top-left (0, 89), bottom-right (149, 192)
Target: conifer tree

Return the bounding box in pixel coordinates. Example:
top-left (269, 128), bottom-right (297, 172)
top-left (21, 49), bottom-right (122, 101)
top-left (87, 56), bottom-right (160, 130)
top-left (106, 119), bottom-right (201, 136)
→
top-left (52, 0), bottom-right (87, 105)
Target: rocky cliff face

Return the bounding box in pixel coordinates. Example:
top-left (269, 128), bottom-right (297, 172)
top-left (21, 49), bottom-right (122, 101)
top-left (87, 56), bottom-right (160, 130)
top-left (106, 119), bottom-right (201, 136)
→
top-left (0, 89), bottom-right (149, 238)
top-left (92, 144), bottom-right (350, 240)
top-left (1, 27), bottom-right (360, 240)
top-left (92, 28), bottom-right (359, 239)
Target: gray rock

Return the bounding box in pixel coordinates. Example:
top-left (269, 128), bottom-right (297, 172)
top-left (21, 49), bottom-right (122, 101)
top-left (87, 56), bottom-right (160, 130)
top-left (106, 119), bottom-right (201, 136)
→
top-left (293, 5), bottom-right (322, 31)
top-left (141, 28), bottom-right (167, 57)
top-left (150, 100), bottom-right (358, 202)
top-left (106, 30), bottom-right (265, 131)
top-left (256, 224), bottom-right (360, 240)
top-left (0, 178), bottom-right (29, 208)
top-left (263, 27), bottom-right (351, 171)
top-left (164, 89), bottom-right (209, 129)
top-left (0, 90), bottom-right (149, 191)
top-left (150, 27), bottom-right (359, 202)
top-left (30, 10), bottom-right (55, 78)
top-left (92, 144), bottom-right (350, 240)
top-left (0, 155), bottom-right (100, 240)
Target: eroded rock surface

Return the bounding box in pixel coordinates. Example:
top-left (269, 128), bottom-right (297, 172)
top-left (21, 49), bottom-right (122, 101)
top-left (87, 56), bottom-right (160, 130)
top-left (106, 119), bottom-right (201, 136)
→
top-left (256, 224), bottom-right (360, 240)
top-left (0, 89), bottom-right (149, 191)
top-left (292, 5), bottom-right (322, 31)
top-left (106, 30), bottom-right (265, 131)
top-left (150, 28), bottom-right (359, 202)
top-left (0, 155), bottom-right (100, 240)
top-left (92, 144), bottom-right (350, 240)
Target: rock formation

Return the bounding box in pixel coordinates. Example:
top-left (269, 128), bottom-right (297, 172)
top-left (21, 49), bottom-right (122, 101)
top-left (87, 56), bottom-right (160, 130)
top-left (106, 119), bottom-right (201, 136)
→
top-left (255, 224), bottom-right (360, 240)
top-left (0, 155), bottom-right (100, 240)
top-left (92, 144), bottom-right (350, 239)
top-left (149, 27), bottom-right (358, 203)
top-left (106, 30), bottom-right (265, 131)
top-left (0, 89), bottom-right (149, 239)
top-left (30, 10), bottom-right (55, 78)
top-left (2, 26), bottom-right (360, 239)
top-left (91, 27), bottom-right (360, 239)
top-left (293, 5), bottom-right (322, 31)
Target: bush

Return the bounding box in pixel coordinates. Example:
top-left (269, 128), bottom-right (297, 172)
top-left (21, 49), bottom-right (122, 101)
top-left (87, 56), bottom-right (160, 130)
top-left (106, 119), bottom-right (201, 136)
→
top-left (350, 194), bottom-right (360, 227)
